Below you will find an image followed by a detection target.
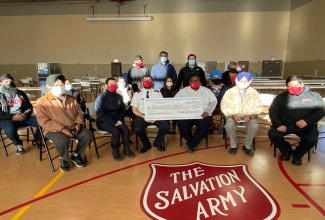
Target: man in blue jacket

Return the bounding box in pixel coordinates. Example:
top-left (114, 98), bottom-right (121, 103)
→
top-left (151, 51), bottom-right (177, 90)
top-left (268, 75), bottom-right (325, 165)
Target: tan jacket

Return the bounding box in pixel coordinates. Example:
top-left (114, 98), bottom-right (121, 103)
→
top-left (221, 86), bottom-right (263, 117)
top-left (36, 92), bottom-right (84, 135)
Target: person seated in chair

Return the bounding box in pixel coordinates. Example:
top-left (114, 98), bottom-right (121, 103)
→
top-left (130, 74), bottom-right (169, 153)
top-left (208, 70), bottom-right (228, 133)
top-left (65, 79), bottom-right (95, 122)
top-left (0, 73), bottom-right (41, 155)
top-left (36, 74), bottom-right (92, 172)
top-left (268, 75), bottom-right (325, 166)
top-left (96, 77), bottom-right (135, 161)
top-left (175, 73), bottom-right (217, 153)
top-left (221, 72), bottom-right (263, 156)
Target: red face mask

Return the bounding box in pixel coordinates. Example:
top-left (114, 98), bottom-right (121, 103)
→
top-left (107, 84), bottom-right (118, 92)
top-left (143, 80), bottom-right (153, 88)
top-left (229, 73), bottom-right (237, 83)
top-left (190, 81), bottom-right (201, 89)
top-left (135, 62), bottom-right (143, 68)
top-left (288, 86), bottom-right (303, 95)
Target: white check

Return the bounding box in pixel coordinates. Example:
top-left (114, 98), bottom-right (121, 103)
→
top-left (144, 97), bottom-right (203, 121)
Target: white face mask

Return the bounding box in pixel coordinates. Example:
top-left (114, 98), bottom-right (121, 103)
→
top-left (236, 78), bottom-right (252, 90)
top-left (51, 86), bottom-right (65, 97)
top-left (117, 82), bottom-right (126, 88)
top-left (166, 82), bottom-right (173, 87)
top-left (65, 84), bottom-right (72, 91)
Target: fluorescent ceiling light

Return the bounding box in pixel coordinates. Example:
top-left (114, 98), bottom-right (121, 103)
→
top-left (86, 16), bottom-right (152, 21)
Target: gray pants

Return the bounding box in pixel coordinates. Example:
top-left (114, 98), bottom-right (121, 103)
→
top-left (45, 126), bottom-right (92, 161)
top-left (225, 117), bottom-right (259, 149)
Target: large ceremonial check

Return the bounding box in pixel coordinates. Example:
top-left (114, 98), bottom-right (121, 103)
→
top-left (144, 97), bottom-right (203, 120)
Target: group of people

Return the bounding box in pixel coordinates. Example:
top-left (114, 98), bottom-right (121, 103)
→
top-left (0, 58), bottom-right (324, 172)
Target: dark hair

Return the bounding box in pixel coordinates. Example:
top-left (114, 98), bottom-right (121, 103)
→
top-left (159, 51), bottom-right (168, 57)
top-left (285, 75), bottom-right (303, 86)
top-left (187, 54), bottom-right (196, 60)
top-left (105, 77), bottom-right (116, 84)
top-left (142, 74), bottom-right (152, 80)
top-left (189, 73), bottom-right (201, 81)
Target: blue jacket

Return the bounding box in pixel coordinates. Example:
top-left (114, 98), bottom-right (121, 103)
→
top-left (151, 61), bottom-right (177, 90)
top-left (95, 90), bottom-right (125, 127)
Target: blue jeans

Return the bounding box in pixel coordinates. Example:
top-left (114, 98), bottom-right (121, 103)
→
top-left (0, 116), bottom-right (41, 146)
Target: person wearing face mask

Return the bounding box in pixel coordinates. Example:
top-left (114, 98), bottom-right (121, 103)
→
top-left (130, 74), bottom-right (169, 153)
top-left (222, 62), bottom-right (241, 88)
top-left (175, 74), bottom-right (217, 153)
top-left (268, 75), bottom-right (325, 166)
top-left (96, 78), bottom-right (135, 161)
top-left (36, 74), bottom-right (92, 172)
top-left (176, 54), bottom-right (207, 89)
top-left (151, 51), bottom-right (177, 90)
top-left (116, 77), bottom-right (134, 113)
top-left (65, 79), bottom-right (94, 123)
top-left (160, 77), bottom-right (179, 98)
top-left (0, 73), bottom-right (41, 155)
top-left (221, 72), bottom-right (263, 156)
top-left (127, 55), bottom-right (149, 91)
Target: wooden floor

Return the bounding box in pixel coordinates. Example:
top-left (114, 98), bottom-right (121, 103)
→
top-left (0, 126), bottom-right (324, 220)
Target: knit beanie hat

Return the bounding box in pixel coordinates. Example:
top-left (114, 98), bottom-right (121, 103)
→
top-left (0, 73), bottom-right (14, 82)
top-left (46, 74), bottom-right (65, 87)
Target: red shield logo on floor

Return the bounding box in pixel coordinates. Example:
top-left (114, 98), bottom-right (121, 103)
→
top-left (141, 162), bottom-right (280, 220)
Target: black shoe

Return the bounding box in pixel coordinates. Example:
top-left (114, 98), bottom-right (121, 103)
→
top-left (140, 145), bottom-right (152, 154)
top-left (113, 148), bottom-right (123, 161)
top-left (60, 159), bottom-right (70, 172)
top-left (124, 145), bottom-right (135, 158)
top-left (229, 148), bottom-right (237, 155)
top-left (153, 141), bottom-right (166, 152)
top-left (242, 145), bottom-right (254, 156)
top-left (186, 143), bottom-right (194, 153)
top-left (71, 154), bottom-right (86, 167)
top-left (280, 152), bottom-right (292, 161)
top-left (292, 158), bottom-right (302, 166)
top-left (15, 145), bottom-right (25, 155)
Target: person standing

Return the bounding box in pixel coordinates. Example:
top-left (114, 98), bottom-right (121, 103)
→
top-left (176, 54), bottom-right (207, 89)
top-left (268, 75), bottom-right (325, 165)
top-left (151, 51), bottom-right (177, 90)
top-left (222, 62), bottom-right (241, 88)
top-left (127, 55), bottom-right (149, 91)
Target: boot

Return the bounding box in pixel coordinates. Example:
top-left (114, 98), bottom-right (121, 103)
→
top-left (124, 143), bottom-right (135, 158)
top-left (112, 146), bottom-right (122, 161)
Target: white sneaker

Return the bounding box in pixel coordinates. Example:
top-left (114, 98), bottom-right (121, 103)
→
top-left (15, 145), bottom-right (25, 155)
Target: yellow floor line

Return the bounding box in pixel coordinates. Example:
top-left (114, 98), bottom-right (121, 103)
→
top-left (11, 172), bottom-right (64, 220)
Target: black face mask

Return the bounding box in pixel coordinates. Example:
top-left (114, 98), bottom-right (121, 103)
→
top-left (212, 79), bottom-right (222, 85)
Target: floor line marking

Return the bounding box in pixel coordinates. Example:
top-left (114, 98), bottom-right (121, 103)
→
top-left (1, 144), bottom-right (225, 217)
top-left (277, 156), bottom-right (325, 216)
top-left (10, 172), bottom-right (64, 220)
top-left (297, 183), bottom-right (325, 187)
top-left (291, 204), bottom-right (310, 208)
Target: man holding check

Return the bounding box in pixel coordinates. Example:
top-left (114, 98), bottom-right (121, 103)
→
top-left (175, 73), bottom-right (217, 152)
top-left (131, 74), bottom-right (169, 153)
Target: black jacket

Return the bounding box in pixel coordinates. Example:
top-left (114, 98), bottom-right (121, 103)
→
top-left (0, 89), bottom-right (33, 121)
top-left (95, 91), bottom-right (126, 127)
top-left (160, 86), bottom-right (179, 98)
top-left (176, 64), bottom-right (207, 89)
top-left (269, 87), bottom-right (325, 128)
top-left (222, 71), bottom-right (236, 88)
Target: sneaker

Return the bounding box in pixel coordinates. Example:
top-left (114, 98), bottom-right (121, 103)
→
top-left (71, 154), bottom-right (86, 168)
top-left (228, 148), bottom-right (237, 155)
top-left (242, 145), bottom-right (254, 156)
top-left (15, 145), bottom-right (25, 155)
top-left (60, 158), bottom-right (70, 172)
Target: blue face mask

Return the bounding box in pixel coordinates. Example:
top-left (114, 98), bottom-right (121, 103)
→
top-left (160, 57), bottom-right (168, 63)
top-left (188, 60), bottom-right (196, 66)
top-left (65, 84), bottom-right (72, 91)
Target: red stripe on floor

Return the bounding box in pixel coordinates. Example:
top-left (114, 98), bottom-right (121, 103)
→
top-left (291, 204), bottom-right (310, 208)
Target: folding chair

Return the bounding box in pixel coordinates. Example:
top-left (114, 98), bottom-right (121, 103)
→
top-left (38, 125), bottom-right (78, 172)
top-left (85, 102), bottom-right (111, 158)
top-left (0, 126), bottom-right (36, 156)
